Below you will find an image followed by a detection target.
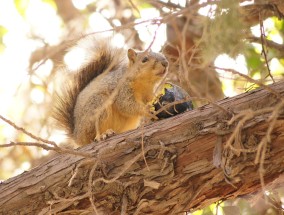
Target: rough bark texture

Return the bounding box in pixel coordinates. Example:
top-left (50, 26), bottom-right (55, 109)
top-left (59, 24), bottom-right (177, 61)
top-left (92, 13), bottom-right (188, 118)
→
top-left (1, 81), bottom-right (284, 215)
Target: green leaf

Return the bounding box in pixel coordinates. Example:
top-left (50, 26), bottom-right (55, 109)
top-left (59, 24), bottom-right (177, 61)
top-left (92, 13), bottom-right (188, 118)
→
top-left (136, 0), bottom-right (152, 9)
top-left (0, 25), bottom-right (8, 53)
top-left (0, 25), bottom-right (8, 36)
top-left (273, 17), bottom-right (284, 31)
top-left (42, 0), bottom-right (56, 9)
top-left (244, 46), bottom-right (263, 77)
top-left (13, 0), bottom-right (30, 17)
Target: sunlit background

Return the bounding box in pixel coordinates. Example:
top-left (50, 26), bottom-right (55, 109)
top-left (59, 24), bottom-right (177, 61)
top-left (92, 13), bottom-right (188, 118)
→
top-left (0, 0), bottom-right (283, 214)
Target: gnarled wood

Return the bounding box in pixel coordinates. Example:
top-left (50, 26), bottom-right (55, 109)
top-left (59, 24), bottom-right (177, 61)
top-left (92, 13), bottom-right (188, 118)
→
top-left (0, 81), bottom-right (284, 215)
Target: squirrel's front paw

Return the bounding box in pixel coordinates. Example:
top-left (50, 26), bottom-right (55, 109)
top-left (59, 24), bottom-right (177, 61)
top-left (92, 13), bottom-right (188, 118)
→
top-left (144, 104), bottom-right (159, 120)
top-left (95, 129), bottom-right (116, 141)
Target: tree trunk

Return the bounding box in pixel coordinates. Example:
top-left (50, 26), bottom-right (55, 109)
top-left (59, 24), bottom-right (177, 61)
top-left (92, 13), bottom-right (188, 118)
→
top-left (1, 81), bottom-right (284, 215)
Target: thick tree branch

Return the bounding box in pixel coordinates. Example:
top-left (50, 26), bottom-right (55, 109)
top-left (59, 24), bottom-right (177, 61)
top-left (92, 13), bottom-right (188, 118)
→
top-left (0, 81), bottom-right (284, 214)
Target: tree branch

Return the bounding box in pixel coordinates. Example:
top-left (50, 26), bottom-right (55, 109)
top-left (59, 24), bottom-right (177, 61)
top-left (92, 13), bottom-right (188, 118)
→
top-left (0, 81), bottom-right (284, 214)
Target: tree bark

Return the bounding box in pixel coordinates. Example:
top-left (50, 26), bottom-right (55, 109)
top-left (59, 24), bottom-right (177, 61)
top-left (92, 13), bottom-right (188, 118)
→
top-left (1, 81), bottom-right (284, 215)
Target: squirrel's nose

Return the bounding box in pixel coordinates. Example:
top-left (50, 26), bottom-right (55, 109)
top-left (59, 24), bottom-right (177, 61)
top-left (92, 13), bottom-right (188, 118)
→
top-left (161, 60), bottom-right (168, 68)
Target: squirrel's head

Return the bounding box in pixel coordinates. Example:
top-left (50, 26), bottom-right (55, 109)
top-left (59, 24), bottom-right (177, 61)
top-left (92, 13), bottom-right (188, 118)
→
top-left (127, 49), bottom-right (168, 83)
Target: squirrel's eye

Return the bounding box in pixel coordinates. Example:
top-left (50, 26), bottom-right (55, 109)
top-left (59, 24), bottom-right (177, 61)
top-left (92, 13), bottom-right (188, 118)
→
top-left (142, 56), bottom-right (149, 63)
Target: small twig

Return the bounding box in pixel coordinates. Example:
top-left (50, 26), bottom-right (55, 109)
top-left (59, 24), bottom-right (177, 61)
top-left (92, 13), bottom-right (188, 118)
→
top-left (83, 1), bottom-right (219, 37)
top-left (145, 23), bottom-right (160, 51)
top-left (49, 160), bottom-right (99, 213)
top-left (228, 107), bottom-right (274, 125)
top-left (0, 114), bottom-right (57, 146)
top-left (257, 117), bottom-right (278, 162)
top-left (48, 192), bottom-right (89, 205)
top-left (128, 0), bottom-right (141, 17)
top-left (88, 161), bottom-right (99, 214)
top-left (0, 141), bottom-right (93, 158)
top-left (247, 36), bottom-right (284, 54)
top-left (0, 110), bottom-right (94, 159)
top-left (225, 107), bottom-right (276, 154)
top-left (140, 119), bottom-right (150, 171)
top-left (213, 67), bottom-right (283, 101)
top-left (153, 96), bottom-right (232, 117)
top-left (224, 110), bottom-right (255, 155)
top-left (121, 194), bottom-right (128, 215)
top-left (259, 11), bottom-right (275, 83)
top-left (92, 145), bottom-right (169, 185)
top-left (254, 101), bottom-right (284, 197)
top-left (68, 159), bottom-right (96, 187)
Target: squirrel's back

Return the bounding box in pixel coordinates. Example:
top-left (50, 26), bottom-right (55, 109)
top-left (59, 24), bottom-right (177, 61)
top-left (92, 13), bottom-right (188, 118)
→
top-left (52, 37), bottom-right (127, 140)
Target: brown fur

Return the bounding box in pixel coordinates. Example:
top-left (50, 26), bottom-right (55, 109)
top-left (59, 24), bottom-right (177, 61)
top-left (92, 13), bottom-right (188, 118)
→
top-left (52, 36), bottom-right (168, 146)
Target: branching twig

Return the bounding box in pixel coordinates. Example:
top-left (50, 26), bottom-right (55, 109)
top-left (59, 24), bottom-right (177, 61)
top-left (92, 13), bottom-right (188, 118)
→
top-left (0, 141), bottom-right (93, 158)
top-left (128, 0), bottom-right (141, 17)
top-left (92, 144), bottom-right (169, 185)
top-left (88, 161), bottom-right (99, 214)
top-left (153, 95), bottom-right (232, 117)
top-left (254, 101), bottom-right (284, 196)
top-left (213, 67), bottom-right (283, 101)
top-left (0, 115), bottom-right (92, 158)
top-left (259, 11), bottom-right (275, 83)
top-left (0, 114), bottom-right (56, 146)
top-left (247, 36), bottom-right (284, 54)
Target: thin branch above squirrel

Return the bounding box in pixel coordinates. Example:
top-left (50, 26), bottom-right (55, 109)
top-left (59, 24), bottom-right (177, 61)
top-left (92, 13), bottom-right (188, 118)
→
top-left (52, 36), bottom-right (169, 146)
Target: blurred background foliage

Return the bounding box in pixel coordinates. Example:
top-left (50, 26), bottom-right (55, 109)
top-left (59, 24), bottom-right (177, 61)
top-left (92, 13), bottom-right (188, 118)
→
top-left (0, 0), bottom-right (283, 214)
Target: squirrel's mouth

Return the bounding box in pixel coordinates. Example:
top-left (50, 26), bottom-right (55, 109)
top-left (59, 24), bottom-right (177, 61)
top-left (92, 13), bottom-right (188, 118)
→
top-left (156, 68), bottom-right (167, 77)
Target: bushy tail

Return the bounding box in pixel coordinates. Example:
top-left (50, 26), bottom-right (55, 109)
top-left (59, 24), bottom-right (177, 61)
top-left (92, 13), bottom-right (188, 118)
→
top-left (52, 37), bottom-right (126, 137)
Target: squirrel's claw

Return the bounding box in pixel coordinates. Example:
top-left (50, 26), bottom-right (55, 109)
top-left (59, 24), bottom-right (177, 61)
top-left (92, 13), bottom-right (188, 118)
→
top-left (95, 129), bottom-right (116, 142)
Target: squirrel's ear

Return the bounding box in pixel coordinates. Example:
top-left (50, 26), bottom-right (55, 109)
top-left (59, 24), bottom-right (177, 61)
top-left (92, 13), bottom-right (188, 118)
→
top-left (127, 49), bottom-right (137, 63)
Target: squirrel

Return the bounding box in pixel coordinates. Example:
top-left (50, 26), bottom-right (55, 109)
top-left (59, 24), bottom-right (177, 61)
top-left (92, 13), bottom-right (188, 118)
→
top-left (52, 37), bottom-right (169, 146)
